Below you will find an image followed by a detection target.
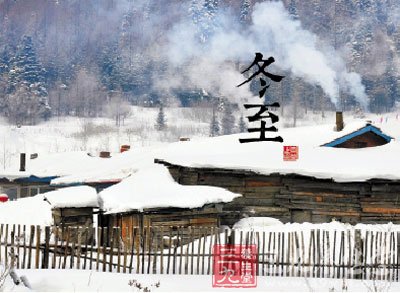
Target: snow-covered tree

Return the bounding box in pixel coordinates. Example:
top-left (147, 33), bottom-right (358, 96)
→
top-left (221, 103), bottom-right (235, 135)
top-left (193, 0), bottom-right (220, 43)
top-left (155, 105), bottom-right (167, 130)
top-left (5, 81), bottom-right (50, 125)
top-left (104, 91), bottom-right (131, 126)
top-left (4, 36), bottom-right (50, 124)
top-left (240, 0), bottom-right (251, 24)
top-left (288, 0), bottom-right (299, 21)
top-left (238, 115), bottom-right (247, 133)
top-left (8, 36), bottom-right (47, 95)
top-left (209, 108), bottom-right (220, 137)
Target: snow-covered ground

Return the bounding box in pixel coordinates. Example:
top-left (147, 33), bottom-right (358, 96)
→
top-left (2, 269), bottom-right (399, 292)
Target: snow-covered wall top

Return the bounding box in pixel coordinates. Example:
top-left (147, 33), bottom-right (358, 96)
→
top-left (99, 164), bottom-right (240, 214)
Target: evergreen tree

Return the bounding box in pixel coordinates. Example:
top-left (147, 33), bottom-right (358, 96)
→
top-left (8, 36), bottom-right (47, 94)
top-left (288, 0), bottom-right (299, 21)
top-left (209, 108), bottom-right (220, 137)
top-left (155, 105), bottom-right (166, 130)
top-left (238, 115), bottom-right (247, 133)
top-left (221, 103), bottom-right (235, 135)
top-left (199, 0), bottom-right (219, 43)
top-left (240, 0), bottom-right (251, 24)
top-left (5, 36), bottom-right (50, 124)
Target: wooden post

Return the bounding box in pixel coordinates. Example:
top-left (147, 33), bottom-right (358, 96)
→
top-left (35, 225), bottom-right (41, 269)
top-left (0, 224), bottom-right (3, 264)
top-left (70, 227), bottom-right (77, 269)
top-left (96, 227), bottom-right (101, 271)
top-left (121, 226), bottom-right (131, 273)
top-left (160, 226), bottom-right (165, 274)
top-left (325, 231), bottom-right (331, 279)
top-left (89, 227), bottom-right (95, 271)
top-left (196, 227), bottom-right (202, 274)
top-left (207, 227), bottom-right (213, 275)
top-left (396, 232), bottom-right (400, 281)
top-left (16, 225), bottom-right (20, 269)
top-left (108, 227), bottom-right (115, 272)
top-left (347, 230), bottom-right (352, 279)
top-left (141, 226), bottom-right (146, 274)
top-left (167, 227), bottom-right (172, 274)
top-left (4, 224), bottom-right (8, 267)
top-left (190, 226), bottom-right (195, 275)
top-left (179, 226), bottom-right (184, 275)
top-left (123, 226), bottom-right (129, 274)
top-left (52, 227), bottom-right (59, 269)
top-left (135, 227), bottom-right (140, 274)
top-left (172, 226), bottom-right (178, 274)
top-left (83, 227), bottom-right (89, 270)
top-left (353, 229), bottom-right (363, 279)
top-left (147, 226), bottom-right (152, 274)
top-left (152, 227), bottom-right (158, 274)
top-left (116, 227), bottom-right (121, 273)
top-left (129, 226), bottom-right (135, 274)
top-left (22, 225), bottom-right (27, 269)
top-left (300, 231), bottom-right (305, 278)
top-left (76, 227), bottom-right (83, 269)
top-left (10, 226), bottom-right (15, 269)
top-left (102, 227), bottom-right (108, 272)
top-left (42, 226), bottom-right (50, 269)
top-left (27, 225), bottom-right (34, 269)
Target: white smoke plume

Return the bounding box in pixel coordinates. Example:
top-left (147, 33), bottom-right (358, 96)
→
top-left (162, 1), bottom-right (368, 109)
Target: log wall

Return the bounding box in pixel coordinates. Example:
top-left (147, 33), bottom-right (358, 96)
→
top-left (155, 159), bottom-right (400, 225)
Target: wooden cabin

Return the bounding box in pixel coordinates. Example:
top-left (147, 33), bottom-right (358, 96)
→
top-left (322, 123), bottom-right (392, 149)
top-left (155, 159), bottom-right (400, 226)
top-left (99, 205), bottom-right (221, 247)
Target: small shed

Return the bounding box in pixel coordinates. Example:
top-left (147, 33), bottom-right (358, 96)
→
top-left (98, 164), bottom-right (240, 245)
top-left (322, 123), bottom-right (392, 148)
top-left (45, 186), bottom-right (99, 244)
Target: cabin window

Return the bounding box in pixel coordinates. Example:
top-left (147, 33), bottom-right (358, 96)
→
top-left (29, 187), bottom-right (39, 196)
top-left (19, 187), bottom-right (29, 198)
top-left (355, 142), bottom-right (367, 148)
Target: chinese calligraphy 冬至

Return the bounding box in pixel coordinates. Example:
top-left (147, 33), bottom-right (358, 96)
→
top-left (237, 52), bottom-right (284, 143)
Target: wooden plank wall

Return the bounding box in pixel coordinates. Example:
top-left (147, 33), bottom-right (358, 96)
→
top-left (158, 161), bottom-right (400, 225)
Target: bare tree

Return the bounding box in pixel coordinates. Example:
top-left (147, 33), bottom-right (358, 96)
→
top-left (104, 91), bottom-right (131, 126)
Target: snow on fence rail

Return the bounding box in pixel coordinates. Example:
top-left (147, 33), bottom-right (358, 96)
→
top-left (0, 223), bottom-right (398, 281)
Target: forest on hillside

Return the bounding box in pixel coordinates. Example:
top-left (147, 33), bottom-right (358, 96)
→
top-left (0, 0), bottom-right (399, 125)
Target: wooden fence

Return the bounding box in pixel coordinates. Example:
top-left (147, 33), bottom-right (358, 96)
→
top-left (0, 223), bottom-right (399, 281)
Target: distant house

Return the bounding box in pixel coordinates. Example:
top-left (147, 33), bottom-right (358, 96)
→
top-left (0, 175), bottom-right (57, 200)
top-left (322, 123), bottom-right (392, 148)
top-left (0, 151), bottom-right (130, 200)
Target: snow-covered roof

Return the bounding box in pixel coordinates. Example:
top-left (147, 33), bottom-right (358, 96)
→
top-left (2, 119), bottom-right (400, 186)
top-left (155, 120), bottom-right (400, 182)
top-left (99, 164), bottom-right (240, 214)
top-left (0, 186), bottom-right (98, 226)
top-left (322, 124), bottom-right (392, 147)
top-left (43, 186), bottom-right (99, 208)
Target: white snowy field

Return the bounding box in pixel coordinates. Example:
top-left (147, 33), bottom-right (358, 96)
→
top-left (2, 269), bottom-right (400, 292)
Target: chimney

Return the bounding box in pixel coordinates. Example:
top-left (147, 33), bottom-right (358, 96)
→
top-left (120, 145), bottom-right (130, 153)
top-left (99, 151), bottom-right (111, 158)
top-left (336, 112), bottom-right (344, 131)
top-left (19, 153), bottom-right (26, 172)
